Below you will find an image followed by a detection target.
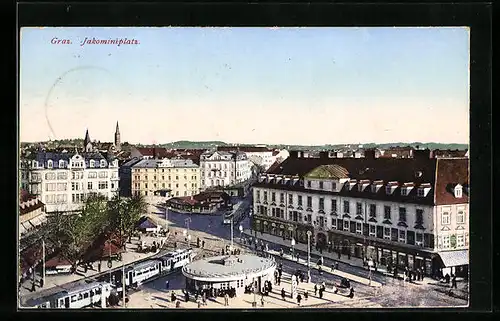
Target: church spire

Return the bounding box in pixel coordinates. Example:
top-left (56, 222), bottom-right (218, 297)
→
top-left (83, 129), bottom-right (92, 152)
top-left (114, 121), bottom-right (121, 152)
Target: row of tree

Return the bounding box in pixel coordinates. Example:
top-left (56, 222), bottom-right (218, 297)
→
top-left (44, 193), bottom-right (148, 264)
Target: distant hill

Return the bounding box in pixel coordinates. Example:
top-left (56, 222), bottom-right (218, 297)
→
top-left (21, 139), bottom-right (468, 152)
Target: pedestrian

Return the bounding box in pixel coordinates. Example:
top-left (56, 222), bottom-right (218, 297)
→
top-left (175, 300), bottom-right (181, 308)
top-left (445, 273), bottom-right (450, 284)
top-left (319, 288), bottom-right (323, 299)
top-left (331, 263), bottom-right (335, 272)
top-left (297, 293), bottom-right (302, 306)
top-left (224, 293), bottom-right (229, 306)
top-left (277, 276), bottom-right (281, 286)
top-left (338, 251), bottom-right (341, 260)
top-left (98, 262), bottom-right (101, 273)
top-left (185, 291), bottom-right (189, 302)
top-left (165, 280), bottom-right (169, 290)
top-left (197, 298), bottom-right (201, 308)
top-left (281, 288), bottom-right (286, 301)
top-left (31, 281), bottom-right (36, 292)
top-left (304, 291), bottom-right (308, 301)
top-left (202, 240), bottom-right (205, 249)
top-left (171, 292), bottom-right (176, 302)
top-left (318, 266), bottom-right (323, 275)
top-left (347, 252), bottom-right (351, 260)
top-left (451, 275), bottom-right (457, 289)
top-left (40, 278), bottom-right (44, 288)
top-left (261, 294), bottom-right (265, 306)
top-left (314, 284), bottom-right (318, 296)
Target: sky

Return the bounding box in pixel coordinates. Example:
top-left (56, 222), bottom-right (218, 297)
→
top-left (19, 27), bottom-right (470, 145)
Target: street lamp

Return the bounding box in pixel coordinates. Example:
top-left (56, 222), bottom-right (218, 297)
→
top-left (306, 231), bottom-right (312, 283)
top-left (230, 215), bottom-right (234, 251)
top-left (239, 224), bottom-right (243, 243)
top-left (188, 234), bottom-right (192, 247)
top-left (291, 238), bottom-right (295, 257)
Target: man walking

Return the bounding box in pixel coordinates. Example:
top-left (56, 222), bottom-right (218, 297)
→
top-left (451, 274), bottom-right (457, 289)
top-left (224, 293), bottom-right (229, 306)
top-left (314, 284), bottom-right (318, 296)
top-left (165, 280), bottom-right (169, 290)
top-left (281, 288), bottom-right (286, 301)
top-left (297, 293), bottom-right (302, 306)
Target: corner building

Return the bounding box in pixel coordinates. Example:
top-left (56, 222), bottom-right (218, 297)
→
top-left (251, 150), bottom-right (469, 278)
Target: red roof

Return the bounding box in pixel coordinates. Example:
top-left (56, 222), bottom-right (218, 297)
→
top-left (434, 158), bottom-right (469, 205)
top-left (217, 146), bottom-right (272, 153)
top-left (19, 199), bottom-right (45, 215)
top-left (136, 147), bottom-right (176, 158)
top-left (45, 255), bottom-right (73, 268)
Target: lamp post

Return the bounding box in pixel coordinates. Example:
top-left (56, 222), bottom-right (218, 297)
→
top-left (188, 234), bottom-right (192, 248)
top-left (291, 238), bottom-right (295, 257)
top-left (184, 217), bottom-right (191, 247)
top-left (41, 240), bottom-right (45, 287)
top-left (230, 215), bottom-right (234, 251)
top-left (306, 231), bottom-right (312, 283)
top-left (239, 224), bottom-right (243, 243)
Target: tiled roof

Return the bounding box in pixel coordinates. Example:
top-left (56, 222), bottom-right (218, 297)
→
top-left (136, 147), bottom-right (176, 158)
top-left (434, 158), bottom-right (469, 205)
top-left (257, 156), bottom-right (469, 206)
top-left (19, 199), bottom-right (45, 215)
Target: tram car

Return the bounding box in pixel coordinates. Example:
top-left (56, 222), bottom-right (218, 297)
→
top-left (115, 248), bottom-right (194, 292)
top-left (24, 281), bottom-right (112, 309)
top-left (333, 277), bottom-right (352, 295)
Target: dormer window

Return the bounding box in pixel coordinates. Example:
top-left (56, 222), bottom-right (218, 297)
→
top-left (47, 160), bottom-right (53, 168)
top-left (100, 160), bottom-right (107, 168)
top-left (386, 182), bottom-right (397, 195)
top-left (401, 188), bottom-right (408, 196)
top-left (307, 180), bottom-right (311, 188)
top-left (454, 184), bottom-right (463, 198)
top-left (90, 160), bottom-right (95, 168)
top-left (32, 160), bottom-right (38, 168)
top-left (319, 181), bottom-right (324, 189)
top-left (348, 180), bottom-right (357, 190)
top-left (59, 160), bottom-right (65, 168)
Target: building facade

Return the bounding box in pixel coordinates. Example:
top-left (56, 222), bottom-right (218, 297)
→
top-left (131, 158), bottom-right (201, 198)
top-left (200, 151), bottom-right (252, 190)
top-left (24, 151), bottom-right (120, 213)
top-left (251, 150), bottom-right (469, 277)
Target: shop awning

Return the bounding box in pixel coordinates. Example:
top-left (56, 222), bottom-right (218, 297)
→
top-left (28, 216), bottom-right (42, 228)
top-left (438, 250), bottom-right (469, 267)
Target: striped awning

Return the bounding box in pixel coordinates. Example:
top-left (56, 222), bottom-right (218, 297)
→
top-left (29, 216), bottom-right (42, 228)
top-left (438, 250), bottom-right (469, 267)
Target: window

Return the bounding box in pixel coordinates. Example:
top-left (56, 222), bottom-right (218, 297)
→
top-left (399, 230), bottom-right (406, 243)
top-left (256, 190), bottom-right (261, 202)
top-left (332, 182), bottom-right (337, 190)
top-left (457, 234), bottom-right (465, 247)
top-left (355, 222), bottom-right (362, 234)
top-left (88, 182), bottom-right (92, 190)
top-left (356, 202), bottom-right (362, 215)
top-left (343, 220), bottom-right (350, 231)
top-left (384, 206), bottom-right (391, 220)
top-left (307, 196), bottom-right (312, 208)
top-left (263, 191), bottom-right (268, 202)
top-left (369, 204), bottom-right (376, 217)
top-left (343, 201), bottom-right (350, 213)
top-left (90, 160), bottom-right (95, 168)
top-left (383, 227), bottom-right (391, 240)
top-left (298, 195), bottom-right (303, 206)
top-left (442, 209), bottom-right (450, 225)
top-left (307, 214), bottom-right (312, 223)
top-left (319, 181), bottom-right (324, 189)
top-left (386, 185), bottom-right (392, 194)
top-left (319, 198), bottom-right (324, 210)
top-left (307, 181), bottom-right (311, 188)
top-left (416, 233), bottom-right (423, 246)
top-left (401, 188), bottom-right (407, 196)
top-left (47, 160), bottom-right (53, 168)
top-left (331, 199), bottom-right (337, 213)
top-left (56, 172), bottom-right (67, 180)
top-left (457, 208), bottom-right (465, 224)
top-left (398, 207), bottom-right (406, 222)
top-left (369, 225), bottom-right (376, 237)
top-left (280, 193), bottom-right (284, 204)
top-left (88, 171), bottom-right (97, 179)
top-left (443, 235), bottom-right (450, 249)
top-left (98, 171), bottom-right (108, 178)
top-left (288, 194), bottom-right (293, 204)
top-left (71, 182), bottom-right (80, 191)
top-left (454, 186), bottom-right (462, 198)
top-left (417, 188), bottom-right (425, 197)
top-left (331, 218), bottom-right (337, 229)
top-left (416, 209), bottom-right (424, 224)
top-left (98, 181), bottom-right (108, 189)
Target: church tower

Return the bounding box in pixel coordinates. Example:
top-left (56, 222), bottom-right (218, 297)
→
top-left (114, 121), bottom-right (121, 151)
top-left (83, 129), bottom-right (93, 152)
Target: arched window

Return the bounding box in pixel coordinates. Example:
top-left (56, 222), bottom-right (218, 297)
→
top-left (100, 160), bottom-right (106, 167)
top-left (59, 160), bottom-right (65, 168)
top-left (90, 160), bottom-right (95, 168)
top-left (47, 160), bottom-right (53, 168)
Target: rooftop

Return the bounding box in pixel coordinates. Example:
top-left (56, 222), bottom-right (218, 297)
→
top-left (182, 254), bottom-right (275, 280)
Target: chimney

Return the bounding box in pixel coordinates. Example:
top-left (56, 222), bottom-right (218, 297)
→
top-left (319, 151), bottom-right (329, 159)
top-left (364, 149), bottom-right (376, 159)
